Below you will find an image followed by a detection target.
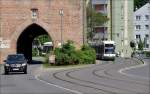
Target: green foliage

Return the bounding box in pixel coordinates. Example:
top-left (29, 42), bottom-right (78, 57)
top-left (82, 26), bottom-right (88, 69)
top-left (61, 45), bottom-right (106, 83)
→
top-left (77, 45), bottom-right (96, 64)
top-left (35, 35), bottom-right (52, 45)
top-left (54, 41), bottom-right (76, 65)
top-left (86, 2), bottom-right (109, 41)
top-left (130, 41), bottom-right (136, 48)
top-left (32, 48), bottom-right (38, 56)
top-left (87, 7), bottom-right (108, 26)
top-left (134, 0), bottom-right (148, 11)
top-left (62, 40), bottom-right (75, 55)
top-left (54, 41), bottom-right (96, 65)
top-left (144, 51), bottom-right (150, 57)
top-left (43, 55), bottom-right (50, 67)
top-left (138, 38), bottom-right (144, 51)
top-left (32, 34), bottom-right (52, 57)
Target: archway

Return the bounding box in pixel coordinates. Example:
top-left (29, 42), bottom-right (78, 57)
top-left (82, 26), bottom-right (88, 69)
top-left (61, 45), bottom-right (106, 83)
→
top-left (17, 23), bottom-right (52, 63)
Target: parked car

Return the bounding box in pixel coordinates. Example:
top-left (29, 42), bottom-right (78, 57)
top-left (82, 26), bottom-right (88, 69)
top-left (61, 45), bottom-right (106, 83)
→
top-left (4, 54), bottom-right (28, 74)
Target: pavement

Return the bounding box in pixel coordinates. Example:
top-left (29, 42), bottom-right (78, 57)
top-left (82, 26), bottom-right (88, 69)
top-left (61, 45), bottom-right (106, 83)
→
top-left (0, 58), bottom-right (149, 94)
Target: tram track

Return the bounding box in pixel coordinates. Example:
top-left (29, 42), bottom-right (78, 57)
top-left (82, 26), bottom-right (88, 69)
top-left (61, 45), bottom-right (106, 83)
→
top-left (36, 58), bottom-right (149, 94)
top-left (53, 69), bottom-right (117, 94)
top-left (51, 59), bottom-right (144, 94)
top-left (65, 66), bottom-right (143, 94)
top-left (93, 67), bottom-right (149, 86)
top-left (92, 58), bottom-right (149, 86)
top-left (52, 61), bottom-right (117, 94)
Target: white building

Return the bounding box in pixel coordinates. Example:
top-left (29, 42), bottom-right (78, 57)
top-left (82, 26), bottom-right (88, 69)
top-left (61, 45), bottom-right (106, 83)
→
top-left (134, 3), bottom-right (150, 51)
top-left (91, 0), bottom-right (134, 57)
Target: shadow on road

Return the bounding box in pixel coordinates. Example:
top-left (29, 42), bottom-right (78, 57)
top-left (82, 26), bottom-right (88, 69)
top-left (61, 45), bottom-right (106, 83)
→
top-left (28, 60), bottom-right (43, 65)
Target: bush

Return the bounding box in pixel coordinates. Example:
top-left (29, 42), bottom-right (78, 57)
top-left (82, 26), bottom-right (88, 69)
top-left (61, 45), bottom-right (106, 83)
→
top-left (32, 48), bottom-right (37, 56)
top-left (54, 41), bottom-right (96, 65)
top-left (43, 54), bottom-right (51, 67)
top-left (144, 51), bottom-right (150, 57)
top-left (77, 45), bottom-right (96, 64)
top-left (54, 41), bottom-right (77, 65)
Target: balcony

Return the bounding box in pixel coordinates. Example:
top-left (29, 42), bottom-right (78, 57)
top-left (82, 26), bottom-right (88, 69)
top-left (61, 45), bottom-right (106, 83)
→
top-left (92, 0), bottom-right (108, 5)
top-left (93, 4), bottom-right (107, 14)
top-left (93, 26), bottom-right (108, 41)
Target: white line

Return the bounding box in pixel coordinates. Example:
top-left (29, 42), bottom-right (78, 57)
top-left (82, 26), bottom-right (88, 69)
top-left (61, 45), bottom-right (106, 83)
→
top-left (119, 61), bottom-right (149, 79)
top-left (35, 75), bottom-right (83, 94)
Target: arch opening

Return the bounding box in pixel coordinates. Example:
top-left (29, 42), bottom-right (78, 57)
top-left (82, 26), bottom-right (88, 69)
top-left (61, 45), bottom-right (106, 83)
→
top-left (17, 24), bottom-right (52, 63)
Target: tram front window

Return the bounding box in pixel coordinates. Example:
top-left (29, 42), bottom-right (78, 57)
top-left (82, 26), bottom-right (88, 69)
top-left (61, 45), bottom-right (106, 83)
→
top-left (105, 48), bottom-right (114, 54)
top-left (105, 44), bottom-right (113, 47)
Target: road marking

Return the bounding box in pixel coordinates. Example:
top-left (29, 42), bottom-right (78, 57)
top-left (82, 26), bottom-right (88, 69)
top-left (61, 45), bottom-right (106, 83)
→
top-left (35, 76), bottom-right (83, 94)
top-left (119, 61), bottom-right (149, 79)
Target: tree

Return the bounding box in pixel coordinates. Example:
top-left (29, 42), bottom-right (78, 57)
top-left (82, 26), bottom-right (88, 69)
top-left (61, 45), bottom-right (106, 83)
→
top-left (36, 35), bottom-right (52, 45)
top-left (32, 35), bottom-right (52, 56)
top-left (134, 0), bottom-right (148, 11)
top-left (86, 1), bottom-right (109, 41)
top-left (138, 38), bottom-right (144, 51)
top-left (130, 41), bottom-right (136, 57)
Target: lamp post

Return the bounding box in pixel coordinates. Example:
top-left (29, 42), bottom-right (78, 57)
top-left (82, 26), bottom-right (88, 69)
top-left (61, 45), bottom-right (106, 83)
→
top-left (59, 9), bottom-right (64, 47)
top-left (147, 0), bottom-right (150, 50)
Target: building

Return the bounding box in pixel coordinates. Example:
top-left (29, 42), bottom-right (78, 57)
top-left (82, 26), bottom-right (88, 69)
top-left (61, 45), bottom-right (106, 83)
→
top-left (92, 0), bottom-right (108, 41)
top-left (0, 0), bottom-right (84, 63)
top-left (134, 3), bottom-right (150, 51)
top-left (92, 0), bottom-right (134, 57)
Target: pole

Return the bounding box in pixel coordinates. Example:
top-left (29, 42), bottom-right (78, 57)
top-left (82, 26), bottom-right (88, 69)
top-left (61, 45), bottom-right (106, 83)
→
top-left (59, 9), bottom-right (63, 47)
top-left (148, 0), bottom-right (150, 50)
top-left (110, 0), bottom-right (113, 40)
top-left (82, 0), bottom-right (87, 45)
top-left (0, 0), bottom-right (1, 63)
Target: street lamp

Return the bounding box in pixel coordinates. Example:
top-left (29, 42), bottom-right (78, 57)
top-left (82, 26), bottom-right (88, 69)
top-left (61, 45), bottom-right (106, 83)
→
top-left (59, 9), bottom-right (64, 47)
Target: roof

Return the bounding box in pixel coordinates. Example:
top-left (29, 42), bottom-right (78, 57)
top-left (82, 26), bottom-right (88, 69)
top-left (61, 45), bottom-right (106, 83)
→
top-left (102, 41), bottom-right (115, 44)
top-left (43, 42), bottom-right (53, 46)
top-left (134, 3), bottom-right (150, 15)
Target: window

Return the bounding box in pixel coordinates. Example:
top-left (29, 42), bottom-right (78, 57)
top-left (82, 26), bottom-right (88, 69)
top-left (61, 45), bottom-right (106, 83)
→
top-left (145, 34), bottom-right (149, 38)
top-left (136, 35), bottom-right (140, 39)
top-left (94, 4), bottom-right (104, 11)
top-left (135, 25), bottom-right (141, 30)
top-left (136, 15), bottom-right (141, 20)
top-left (31, 8), bottom-right (38, 19)
top-left (145, 25), bottom-right (149, 29)
top-left (94, 27), bottom-right (105, 33)
top-left (145, 15), bottom-right (149, 20)
top-left (121, 5), bottom-right (124, 18)
top-left (146, 44), bottom-right (149, 48)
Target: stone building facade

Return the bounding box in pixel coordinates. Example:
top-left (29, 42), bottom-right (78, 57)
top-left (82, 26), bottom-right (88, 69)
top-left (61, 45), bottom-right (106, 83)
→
top-left (0, 0), bottom-right (84, 63)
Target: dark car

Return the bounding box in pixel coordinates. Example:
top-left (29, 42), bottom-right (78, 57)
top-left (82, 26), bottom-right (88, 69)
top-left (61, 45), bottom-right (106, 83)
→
top-left (4, 54), bottom-right (28, 74)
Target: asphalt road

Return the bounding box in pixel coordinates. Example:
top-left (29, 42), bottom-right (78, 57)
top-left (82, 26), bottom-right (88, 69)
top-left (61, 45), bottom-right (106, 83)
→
top-left (0, 58), bottom-right (150, 94)
top-left (122, 59), bottom-right (150, 80)
top-left (0, 64), bottom-right (75, 94)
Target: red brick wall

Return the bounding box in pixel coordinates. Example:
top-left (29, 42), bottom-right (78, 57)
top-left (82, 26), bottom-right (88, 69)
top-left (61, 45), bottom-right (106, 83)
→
top-left (0, 0), bottom-right (84, 64)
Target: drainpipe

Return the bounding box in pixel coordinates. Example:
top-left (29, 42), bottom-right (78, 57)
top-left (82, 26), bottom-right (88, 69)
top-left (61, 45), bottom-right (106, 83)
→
top-left (82, 0), bottom-right (87, 45)
top-left (148, 1), bottom-right (150, 51)
top-left (110, 0), bottom-right (113, 40)
top-left (0, 0), bottom-right (1, 63)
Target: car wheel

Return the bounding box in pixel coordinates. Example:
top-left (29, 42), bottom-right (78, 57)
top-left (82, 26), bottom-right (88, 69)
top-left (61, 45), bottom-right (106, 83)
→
top-left (24, 70), bottom-right (27, 74)
top-left (5, 70), bottom-right (9, 75)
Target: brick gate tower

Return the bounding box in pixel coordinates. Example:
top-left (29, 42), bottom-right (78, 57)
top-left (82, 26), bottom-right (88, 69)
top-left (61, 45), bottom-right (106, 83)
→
top-left (0, 0), bottom-right (85, 63)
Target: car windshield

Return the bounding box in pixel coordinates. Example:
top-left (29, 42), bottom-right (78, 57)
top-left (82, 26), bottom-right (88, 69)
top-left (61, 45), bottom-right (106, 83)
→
top-left (7, 55), bottom-right (25, 61)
